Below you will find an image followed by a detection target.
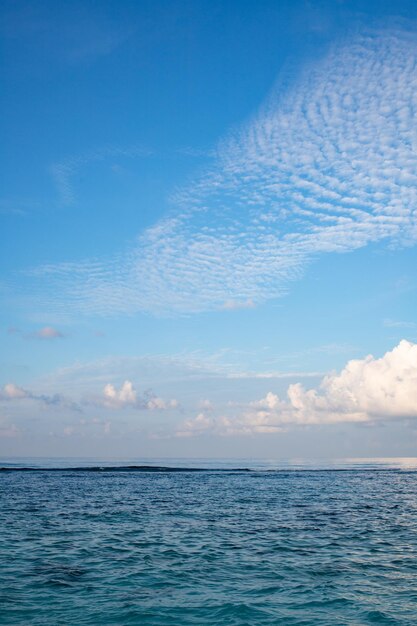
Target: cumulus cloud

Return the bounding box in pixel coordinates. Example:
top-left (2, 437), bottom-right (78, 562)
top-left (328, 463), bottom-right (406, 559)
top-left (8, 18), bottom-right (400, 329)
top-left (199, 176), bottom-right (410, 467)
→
top-left (103, 380), bottom-right (136, 407)
top-left (101, 380), bottom-right (178, 411)
top-left (283, 339), bottom-right (417, 423)
top-left (178, 341), bottom-right (417, 436)
top-left (27, 28), bottom-right (417, 317)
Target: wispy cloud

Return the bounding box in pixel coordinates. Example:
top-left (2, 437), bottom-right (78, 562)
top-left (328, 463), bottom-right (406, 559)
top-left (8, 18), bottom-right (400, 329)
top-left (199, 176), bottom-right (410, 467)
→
top-left (0, 416), bottom-right (19, 438)
top-left (177, 340), bottom-right (417, 436)
top-left (36, 351), bottom-right (322, 395)
top-left (0, 378), bottom-right (177, 415)
top-left (0, 382), bottom-right (80, 411)
top-left (222, 299), bottom-right (256, 311)
top-left (50, 145), bottom-right (151, 205)
top-left (0, 2), bottom-right (134, 67)
top-left (30, 326), bottom-right (65, 340)
top-left (27, 29), bottom-right (417, 316)
top-left (383, 318), bottom-right (417, 329)
top-left (0, 199), bottom-right (28, 216)
top-left (6, 326), bottom-right (65, 339)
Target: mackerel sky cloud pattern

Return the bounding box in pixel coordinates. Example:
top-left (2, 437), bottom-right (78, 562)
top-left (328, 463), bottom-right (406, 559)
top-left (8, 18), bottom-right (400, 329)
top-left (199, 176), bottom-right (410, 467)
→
top-left (32, 29), bottom-right (417, 316)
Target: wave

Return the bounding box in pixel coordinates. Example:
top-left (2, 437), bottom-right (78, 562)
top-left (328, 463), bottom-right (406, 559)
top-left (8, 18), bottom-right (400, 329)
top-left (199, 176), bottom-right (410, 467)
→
top-left (0, 465), bottom-right (253, 473)
top-left (0, 465), bottom-right (414, 473)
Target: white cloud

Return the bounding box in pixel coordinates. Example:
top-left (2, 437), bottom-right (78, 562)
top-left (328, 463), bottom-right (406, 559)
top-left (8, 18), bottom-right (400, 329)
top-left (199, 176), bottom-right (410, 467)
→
top-left (178, 340), bottom-right (417, 436)
top-left (101, 380), bottom-right (178, 411)
top-left (103, 380), bottom-right (137, 407)
top-left (26, 28), bottom-right (417, 317)
top-left (284, 339), bottom-right (417, 423)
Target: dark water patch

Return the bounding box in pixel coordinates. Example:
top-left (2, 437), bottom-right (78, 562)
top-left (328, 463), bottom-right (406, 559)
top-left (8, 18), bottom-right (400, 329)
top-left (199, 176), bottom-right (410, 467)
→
top-left (0, 465), bottom-right (252, 473)
top-left (2, 465), bottom-right (417, 475)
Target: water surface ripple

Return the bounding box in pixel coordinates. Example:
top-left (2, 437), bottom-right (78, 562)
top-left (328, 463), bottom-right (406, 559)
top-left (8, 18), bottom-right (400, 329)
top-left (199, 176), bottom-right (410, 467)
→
top-left (1, 463), bottom-right (417, 625)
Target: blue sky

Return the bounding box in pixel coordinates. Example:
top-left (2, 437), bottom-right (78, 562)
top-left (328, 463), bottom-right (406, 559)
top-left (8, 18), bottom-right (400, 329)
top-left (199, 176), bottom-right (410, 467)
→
top-left (1, 0), bottom-right (417, 458)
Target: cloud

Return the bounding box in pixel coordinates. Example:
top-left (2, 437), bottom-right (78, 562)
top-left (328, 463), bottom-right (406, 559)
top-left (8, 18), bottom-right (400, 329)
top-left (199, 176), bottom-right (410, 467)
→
top-left (0, 416), bottom-right (19, 438)
top-left (146, 396), bottom-right (178, 410)
top-left (383, 318), bottom-right (416, 329)
top-left (178, 340), bottom-right (417, 436)
top-left (101, 380), bottom-right (178, 411)
top-left (50, 145), bottom-right (150, 206)
top-left (283, 339), bottom-right (417, 422)
top-left (227, 371), bottom-right (324, 380)
top-left (31, 326), bottom-right (64, 340)
top-left (222, 299), bottom-right (256, 311)
top-left (26, 28), bottom-right (417, 317)
top-left (6, 326), bottom-right (65, 340)
top-left (198, 399), bottom-right (214, 411)
top-left (176, 413), bottom-right (215, 438)
top-left (0, 383), bottom-right (29, 400)
top-left (0, 382), bottom-right (80, 411)
top-left (0, 2), bottom-right (134, 68)
top-left (38, 351), bottom-right (322, 399)
top-left (103, 380), bottom-right (136, 407)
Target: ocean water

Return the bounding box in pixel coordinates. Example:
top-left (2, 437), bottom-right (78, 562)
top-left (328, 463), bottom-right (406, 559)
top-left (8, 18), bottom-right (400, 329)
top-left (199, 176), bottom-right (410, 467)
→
top-left (1, 459), bottom-right (417, 625)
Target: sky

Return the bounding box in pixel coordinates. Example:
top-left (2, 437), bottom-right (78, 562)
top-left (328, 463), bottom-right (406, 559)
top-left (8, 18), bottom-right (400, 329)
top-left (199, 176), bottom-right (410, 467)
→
top-left (1, 0), bottom-right (417, 458)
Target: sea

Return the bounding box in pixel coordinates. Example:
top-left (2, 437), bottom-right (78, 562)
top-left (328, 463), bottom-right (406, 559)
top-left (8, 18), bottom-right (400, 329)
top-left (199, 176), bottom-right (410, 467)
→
top-left (1, 457), bottom-right (417, 625)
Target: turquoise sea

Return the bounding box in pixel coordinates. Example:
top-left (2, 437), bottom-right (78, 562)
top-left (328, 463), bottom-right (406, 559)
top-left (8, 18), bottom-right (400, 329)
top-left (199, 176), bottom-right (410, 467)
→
top-left (1, 458), bottom-right (417, 625)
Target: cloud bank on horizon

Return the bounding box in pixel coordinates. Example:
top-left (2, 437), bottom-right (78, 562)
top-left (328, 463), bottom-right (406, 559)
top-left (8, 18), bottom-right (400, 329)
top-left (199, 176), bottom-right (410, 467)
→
top-left (2, 340), bottom-right (417, 440)
top-left (178, 340), bottom-right (417, 437)
top-left (28, 28), bottom-right (417, 318)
